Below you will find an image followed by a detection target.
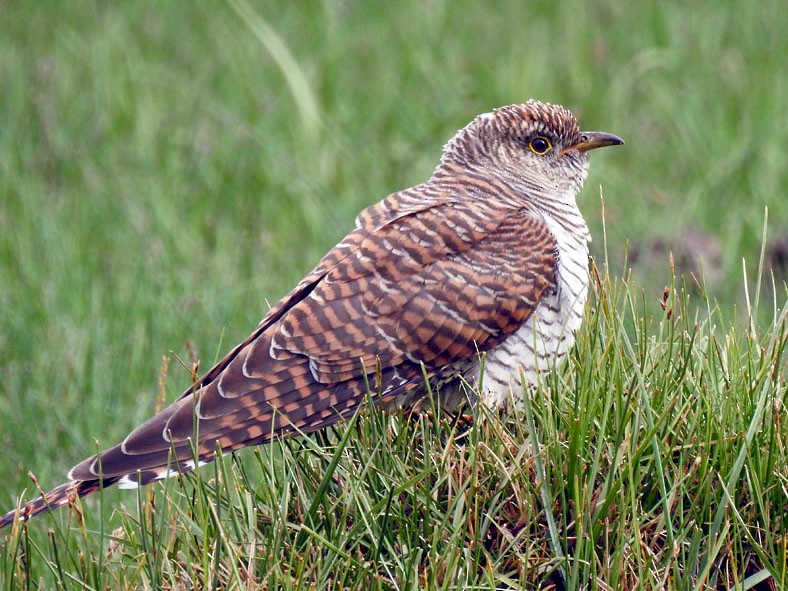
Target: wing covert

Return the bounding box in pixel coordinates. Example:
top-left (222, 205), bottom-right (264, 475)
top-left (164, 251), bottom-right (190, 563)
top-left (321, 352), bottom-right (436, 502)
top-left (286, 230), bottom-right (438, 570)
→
top-left (273, 203), bottom-right (558, 383)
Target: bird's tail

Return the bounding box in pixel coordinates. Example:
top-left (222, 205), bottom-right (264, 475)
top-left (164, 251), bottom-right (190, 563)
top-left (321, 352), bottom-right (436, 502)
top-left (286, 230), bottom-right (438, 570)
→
top-left (0, 476), bottom-right (121, 530)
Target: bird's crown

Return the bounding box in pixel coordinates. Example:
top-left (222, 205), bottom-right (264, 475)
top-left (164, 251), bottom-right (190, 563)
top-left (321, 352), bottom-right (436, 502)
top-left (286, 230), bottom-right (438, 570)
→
top-left (440, 100), bottom-right (583, 167)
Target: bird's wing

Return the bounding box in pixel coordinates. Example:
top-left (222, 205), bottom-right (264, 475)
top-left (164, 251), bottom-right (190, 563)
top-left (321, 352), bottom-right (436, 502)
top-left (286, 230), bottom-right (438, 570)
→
top-left (68, 193), bottom-right (557, 483)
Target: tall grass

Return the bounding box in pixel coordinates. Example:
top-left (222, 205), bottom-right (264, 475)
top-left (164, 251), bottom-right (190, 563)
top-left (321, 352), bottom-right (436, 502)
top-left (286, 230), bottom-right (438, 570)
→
top-left (2, 262), bottom-right (786, 589)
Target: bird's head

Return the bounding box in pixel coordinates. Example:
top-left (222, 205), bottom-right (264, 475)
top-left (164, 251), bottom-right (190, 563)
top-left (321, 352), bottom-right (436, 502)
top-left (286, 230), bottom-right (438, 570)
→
top-left (439, 100), bottom-right (623, 201)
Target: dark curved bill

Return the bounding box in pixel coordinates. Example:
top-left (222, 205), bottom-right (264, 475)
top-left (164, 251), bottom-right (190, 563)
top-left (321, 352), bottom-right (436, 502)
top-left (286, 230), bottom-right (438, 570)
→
top-left (573, 131), bottom-right (625, 152)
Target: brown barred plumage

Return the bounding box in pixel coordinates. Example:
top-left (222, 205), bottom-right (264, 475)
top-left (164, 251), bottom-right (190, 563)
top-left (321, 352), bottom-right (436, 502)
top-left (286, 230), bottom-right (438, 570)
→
top-left (1, 100), bottom-right (622, 528)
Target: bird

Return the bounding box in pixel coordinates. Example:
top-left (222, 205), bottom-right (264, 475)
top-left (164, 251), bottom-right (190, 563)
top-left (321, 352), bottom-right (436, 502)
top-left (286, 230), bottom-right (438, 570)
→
top-left (0, 100), bottom-right (622, 528)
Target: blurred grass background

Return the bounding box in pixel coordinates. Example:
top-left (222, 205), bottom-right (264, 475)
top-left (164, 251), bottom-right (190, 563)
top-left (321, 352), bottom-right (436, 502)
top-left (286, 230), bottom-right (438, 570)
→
top-left (0, 0), bottom-right (785, 522)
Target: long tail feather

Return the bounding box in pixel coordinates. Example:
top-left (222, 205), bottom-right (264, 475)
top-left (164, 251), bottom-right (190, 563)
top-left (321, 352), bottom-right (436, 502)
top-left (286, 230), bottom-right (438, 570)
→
top-left (0, 477), bottom-right (120, 529)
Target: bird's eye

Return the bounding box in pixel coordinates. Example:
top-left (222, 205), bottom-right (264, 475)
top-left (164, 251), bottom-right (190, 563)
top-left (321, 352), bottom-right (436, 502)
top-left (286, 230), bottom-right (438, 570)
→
top-left (528, 136), bottom-right (552, 155)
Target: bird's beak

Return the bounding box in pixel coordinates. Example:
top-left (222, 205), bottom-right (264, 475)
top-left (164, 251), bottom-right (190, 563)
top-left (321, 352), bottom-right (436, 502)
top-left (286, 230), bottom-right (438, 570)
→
top-left (568, 131), bottom-right (625, 153)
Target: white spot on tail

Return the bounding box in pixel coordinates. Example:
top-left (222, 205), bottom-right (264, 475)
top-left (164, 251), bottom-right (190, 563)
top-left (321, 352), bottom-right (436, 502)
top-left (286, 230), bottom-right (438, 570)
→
top-left (117, 475), bottom-right (142, 489)
top-left (116, 459), bottom-right (208, 489)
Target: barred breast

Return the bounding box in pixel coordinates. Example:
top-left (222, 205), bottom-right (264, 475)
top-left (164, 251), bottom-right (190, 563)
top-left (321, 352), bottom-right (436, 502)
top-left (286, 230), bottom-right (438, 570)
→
top-left (468, 193), bottom-right (592, 407)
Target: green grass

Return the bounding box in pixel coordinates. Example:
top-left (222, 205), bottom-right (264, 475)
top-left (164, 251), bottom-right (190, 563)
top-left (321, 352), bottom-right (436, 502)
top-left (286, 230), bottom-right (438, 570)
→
top-left (0, 1), bottom-right (786, 588)
top-left (2, 268), bottom-right (786, 589)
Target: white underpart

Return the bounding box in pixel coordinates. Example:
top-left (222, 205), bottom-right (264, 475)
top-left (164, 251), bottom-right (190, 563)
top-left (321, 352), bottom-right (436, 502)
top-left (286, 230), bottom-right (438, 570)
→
top-left (474, 188), bottom-right (591, 407)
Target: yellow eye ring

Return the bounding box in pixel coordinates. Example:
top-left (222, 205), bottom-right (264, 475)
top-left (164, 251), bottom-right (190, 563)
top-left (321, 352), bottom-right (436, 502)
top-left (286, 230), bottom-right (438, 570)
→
top-left (528, 136), bottom-right (552, 155)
